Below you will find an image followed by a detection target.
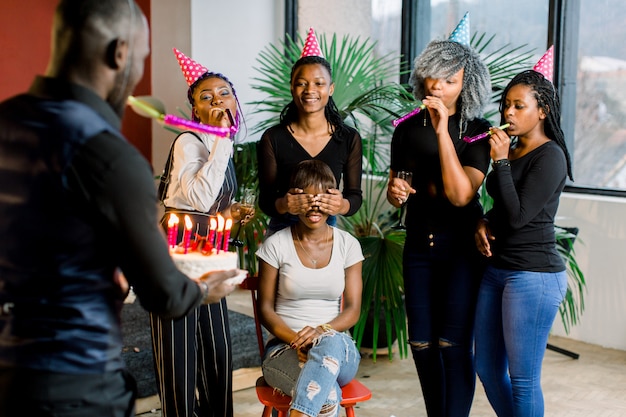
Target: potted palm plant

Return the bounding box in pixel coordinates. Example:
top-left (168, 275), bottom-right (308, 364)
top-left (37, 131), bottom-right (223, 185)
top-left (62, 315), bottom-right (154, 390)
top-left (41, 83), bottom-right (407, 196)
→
top-left (248, 31), bottom-right (416, 361)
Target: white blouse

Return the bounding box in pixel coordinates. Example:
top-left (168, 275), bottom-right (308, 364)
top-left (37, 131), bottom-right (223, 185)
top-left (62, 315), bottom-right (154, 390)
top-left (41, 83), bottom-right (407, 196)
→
top-left (163, 131), bottom-right (234, 212)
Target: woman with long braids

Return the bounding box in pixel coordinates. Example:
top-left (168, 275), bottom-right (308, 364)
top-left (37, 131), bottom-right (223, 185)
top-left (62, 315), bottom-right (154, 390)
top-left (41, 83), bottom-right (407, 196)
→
top-left (150, 48), bottom-right (250, 417)
top-left (386, 13), bottom-right (493, 417)
top-left (473, 64), bottom-right (573, 416)
top-left (257, 28), bottom-right (362, 235)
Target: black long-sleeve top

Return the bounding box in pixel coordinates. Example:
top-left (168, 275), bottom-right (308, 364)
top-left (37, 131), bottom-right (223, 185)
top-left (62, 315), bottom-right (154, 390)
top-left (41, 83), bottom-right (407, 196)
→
top-left (257, 124), bottom-right (363, 220)
top-left (485, 140), bottom-right (567, 272)
top-left (391, 112), bottom-right (492, 240)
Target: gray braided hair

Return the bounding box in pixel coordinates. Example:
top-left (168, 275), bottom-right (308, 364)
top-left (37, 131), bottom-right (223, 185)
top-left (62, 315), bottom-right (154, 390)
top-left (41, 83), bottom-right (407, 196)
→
top-left (409, 40), bottom-right (491, 121)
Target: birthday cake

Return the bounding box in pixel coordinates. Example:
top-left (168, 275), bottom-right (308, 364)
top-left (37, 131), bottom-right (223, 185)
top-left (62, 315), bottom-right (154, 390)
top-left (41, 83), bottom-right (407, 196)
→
top-left (167, 213), bottom-right (246, 285)
top-left (171, 251), bottom-right (241, 283)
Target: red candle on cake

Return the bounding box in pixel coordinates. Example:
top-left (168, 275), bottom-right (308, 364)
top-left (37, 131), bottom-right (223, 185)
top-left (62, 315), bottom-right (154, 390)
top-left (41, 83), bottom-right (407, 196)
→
top-left (223, 218), bottom-right (233, 252)
top-left (167, 213), bottom-right (179, 251)
top-left (182, 215), bottom-right (193, 254)
top-left (215, 214), bottom-right (225, 253)
top-left (202, 218), bottom-right (217, 255)
top-left (207, 217), bottom-right (217, 246)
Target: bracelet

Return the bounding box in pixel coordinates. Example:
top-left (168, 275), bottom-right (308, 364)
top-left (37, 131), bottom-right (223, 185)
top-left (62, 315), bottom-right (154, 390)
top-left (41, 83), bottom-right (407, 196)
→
top-left (198, 281), bottom-right (210, 303)
top-left (492, 159), bottom-right (511, 169)
top-left (319, 323), bottom-right (333, 333)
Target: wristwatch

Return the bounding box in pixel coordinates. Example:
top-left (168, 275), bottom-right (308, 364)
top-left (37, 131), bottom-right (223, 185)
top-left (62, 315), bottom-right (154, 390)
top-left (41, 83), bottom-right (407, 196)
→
top-left (198, 281), bottom-right (210, 303)
top-left (492, 158), bottom-right (511, 169)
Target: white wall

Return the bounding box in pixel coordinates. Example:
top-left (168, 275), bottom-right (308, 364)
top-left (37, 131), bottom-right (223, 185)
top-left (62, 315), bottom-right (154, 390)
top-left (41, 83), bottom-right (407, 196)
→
top-left (298, 0), bottom-right (371, 39)
top-left (151, 0), bottom-right (283, 173)
top-left (551, 194), bottom-right (626, 351)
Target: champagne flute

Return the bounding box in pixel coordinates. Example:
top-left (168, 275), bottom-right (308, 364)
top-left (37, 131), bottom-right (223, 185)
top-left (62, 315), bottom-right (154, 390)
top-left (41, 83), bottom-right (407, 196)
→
top-left (231, 188), bottom-right (256, 247)
top-left (392, 171), bottom-right (413, 230)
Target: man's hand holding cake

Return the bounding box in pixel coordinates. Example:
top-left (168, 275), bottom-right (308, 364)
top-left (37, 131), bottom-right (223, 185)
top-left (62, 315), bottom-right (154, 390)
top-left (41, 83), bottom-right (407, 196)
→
top-left (196, 269), bottom-right (246, 304)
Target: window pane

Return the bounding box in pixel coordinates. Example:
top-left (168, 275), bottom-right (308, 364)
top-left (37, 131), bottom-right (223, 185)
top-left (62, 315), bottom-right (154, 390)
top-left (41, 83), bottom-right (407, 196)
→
top-left (371, 0), bottom-right (402, 83)
top-left (429, 0), bottom-right (548, 54)
top-left (575, 0), bottom-right (626, 190)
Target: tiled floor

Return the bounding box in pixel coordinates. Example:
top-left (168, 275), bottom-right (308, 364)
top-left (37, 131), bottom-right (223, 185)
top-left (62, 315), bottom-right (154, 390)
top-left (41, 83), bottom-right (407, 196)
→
top-left (137, 288), bottom-right (626, 417)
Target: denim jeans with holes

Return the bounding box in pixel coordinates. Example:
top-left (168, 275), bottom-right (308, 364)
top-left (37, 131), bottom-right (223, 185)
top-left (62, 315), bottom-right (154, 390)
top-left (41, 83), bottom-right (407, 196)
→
top-left (474, 265), bottom-right (567, 417)
top-left (262, 331), bottom-right (360, 417)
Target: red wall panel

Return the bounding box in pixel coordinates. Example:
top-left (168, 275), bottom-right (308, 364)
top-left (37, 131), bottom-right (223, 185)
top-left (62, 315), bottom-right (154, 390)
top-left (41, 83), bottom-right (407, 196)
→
top-left (0, 0), bottom-right (153, 163)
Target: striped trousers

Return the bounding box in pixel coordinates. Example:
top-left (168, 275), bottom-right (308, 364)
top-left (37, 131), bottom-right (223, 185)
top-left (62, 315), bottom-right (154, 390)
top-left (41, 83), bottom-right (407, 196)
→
top-left (149, 298), bottom-right (233, 417)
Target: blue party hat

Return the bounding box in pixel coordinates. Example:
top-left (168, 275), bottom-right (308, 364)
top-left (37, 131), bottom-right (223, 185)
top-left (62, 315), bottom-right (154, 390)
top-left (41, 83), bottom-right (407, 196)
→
top-left (448, 12), bottom-right (470, 46)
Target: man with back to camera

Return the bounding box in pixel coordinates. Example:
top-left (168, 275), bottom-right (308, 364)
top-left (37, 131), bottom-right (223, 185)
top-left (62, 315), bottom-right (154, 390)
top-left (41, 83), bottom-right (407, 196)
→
top-left (0, 0), bottom-right (238, 415)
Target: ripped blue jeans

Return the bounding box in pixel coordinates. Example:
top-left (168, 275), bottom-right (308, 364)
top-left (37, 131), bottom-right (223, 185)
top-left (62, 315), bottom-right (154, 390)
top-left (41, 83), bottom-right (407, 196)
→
top-left (262, 331), bottom-right (360, 417)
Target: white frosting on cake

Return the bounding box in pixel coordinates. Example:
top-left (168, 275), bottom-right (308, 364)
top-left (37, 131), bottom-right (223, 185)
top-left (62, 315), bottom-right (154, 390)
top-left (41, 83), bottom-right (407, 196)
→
top-left (171, 251), bottom-right (238, 280)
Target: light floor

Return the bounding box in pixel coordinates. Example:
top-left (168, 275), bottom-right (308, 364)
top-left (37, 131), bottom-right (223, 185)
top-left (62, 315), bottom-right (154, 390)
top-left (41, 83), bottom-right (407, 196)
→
top-left (137, 288), bottom-right (626, 417)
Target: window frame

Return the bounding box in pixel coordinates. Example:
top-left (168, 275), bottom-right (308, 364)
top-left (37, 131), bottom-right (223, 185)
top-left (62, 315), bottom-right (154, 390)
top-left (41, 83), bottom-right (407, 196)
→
top-left (392, 0), bottom-right (626, 197)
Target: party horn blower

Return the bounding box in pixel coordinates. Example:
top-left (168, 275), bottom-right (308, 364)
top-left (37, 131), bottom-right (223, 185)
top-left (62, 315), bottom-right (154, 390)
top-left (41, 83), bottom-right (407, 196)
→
top-left (127, 96), bottom-right (231, 137)
top-left (392, 104), bottom-right (426, 127)
top-left (463, 123), bottom-right (510, 143)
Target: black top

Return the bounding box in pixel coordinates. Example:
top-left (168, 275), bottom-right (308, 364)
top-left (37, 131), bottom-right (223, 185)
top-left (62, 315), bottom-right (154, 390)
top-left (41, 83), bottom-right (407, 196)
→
top-left (0, 77), bottom-right (203, 373)
top-left (485, 140), bottom-right (567, 272)
top-left (257, 124), bottom-right (363, 220)
top-left (391, 112), bottom-right (492, 242)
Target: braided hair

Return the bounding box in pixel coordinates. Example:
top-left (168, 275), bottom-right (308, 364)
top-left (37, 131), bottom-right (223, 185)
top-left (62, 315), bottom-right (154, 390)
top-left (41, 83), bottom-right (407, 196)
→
top-left (499, 70), bottom-right (573, 180)
top-left (187, 71), bottom-right (242, 127)
top-left (410, 39), bottom-right (491, 122)
top-left (280, 56), bottom-right (349, 137)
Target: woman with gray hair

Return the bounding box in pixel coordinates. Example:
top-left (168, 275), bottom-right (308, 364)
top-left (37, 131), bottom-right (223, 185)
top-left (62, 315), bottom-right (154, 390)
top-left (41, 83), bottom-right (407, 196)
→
top-left (386, 29), bottom-right (493, 416)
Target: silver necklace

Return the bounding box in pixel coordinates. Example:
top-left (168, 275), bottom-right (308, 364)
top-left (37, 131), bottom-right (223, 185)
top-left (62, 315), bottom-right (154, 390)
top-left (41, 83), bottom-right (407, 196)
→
top-left (295, 225), bottom-right (330, 268)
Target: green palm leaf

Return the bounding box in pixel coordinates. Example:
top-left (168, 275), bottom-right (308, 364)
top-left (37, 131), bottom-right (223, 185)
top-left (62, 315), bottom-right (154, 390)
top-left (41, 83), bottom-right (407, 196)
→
top-left (248, 32), bottom-right (415, 137)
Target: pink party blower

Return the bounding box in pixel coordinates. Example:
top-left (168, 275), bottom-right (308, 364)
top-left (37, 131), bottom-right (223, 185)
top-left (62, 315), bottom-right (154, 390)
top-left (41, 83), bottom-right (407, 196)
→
top-left (463, 123), bottom-right (510, 143)
top-left (392, 104), bottom-right (426, 127)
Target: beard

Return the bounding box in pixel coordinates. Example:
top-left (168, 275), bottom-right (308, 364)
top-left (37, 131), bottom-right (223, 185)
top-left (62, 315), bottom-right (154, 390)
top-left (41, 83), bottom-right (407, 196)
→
top-left (109, 60), bottom-right (136, 117)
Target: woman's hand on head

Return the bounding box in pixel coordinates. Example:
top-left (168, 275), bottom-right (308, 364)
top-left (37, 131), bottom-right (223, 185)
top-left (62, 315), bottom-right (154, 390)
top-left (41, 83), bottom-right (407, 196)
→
top-left (315, 188), bottom-right (345, 216)
top-left (474, 218), bottom-right (494, 257)
top-left (284, 188), bottom-right (315, 215)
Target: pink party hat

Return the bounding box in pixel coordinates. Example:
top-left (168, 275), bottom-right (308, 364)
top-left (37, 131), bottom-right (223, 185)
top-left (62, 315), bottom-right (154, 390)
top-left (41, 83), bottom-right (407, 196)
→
top-left (448, 12), bottom-right (470, 46)
top-left (173, 48), bottom-right (209, 86)
top-left (533, 45), bottom-right (554, 82)
top-left (300, 27), bottom-right (324, 58)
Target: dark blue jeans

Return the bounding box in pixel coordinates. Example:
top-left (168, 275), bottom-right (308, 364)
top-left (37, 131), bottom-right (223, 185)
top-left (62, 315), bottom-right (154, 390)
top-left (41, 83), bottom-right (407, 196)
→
top-left (403, 232), bottom-right (484, 417)
top-left (474, 266), bottom-right (567, 417)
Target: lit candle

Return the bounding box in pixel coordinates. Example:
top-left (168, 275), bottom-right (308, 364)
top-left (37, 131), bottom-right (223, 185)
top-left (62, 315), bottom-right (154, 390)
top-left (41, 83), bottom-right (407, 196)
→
top-left (182, 215), bottom-right (193, 254)
top-left (167, 213), bottom-right (179, 252)
top-left (202, 219), bottom-right (217, 255)
top-left (223, 218), bottom-right (233, 252)
top-left (207, 217), bottom-right (217, 246)
top-left (215, 214), bottom-right (225, 253)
